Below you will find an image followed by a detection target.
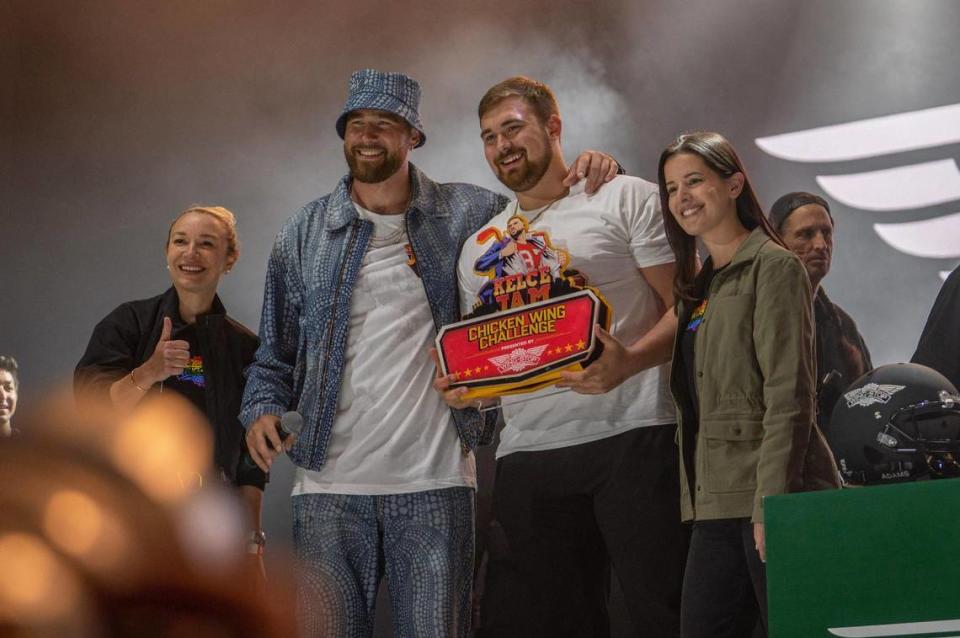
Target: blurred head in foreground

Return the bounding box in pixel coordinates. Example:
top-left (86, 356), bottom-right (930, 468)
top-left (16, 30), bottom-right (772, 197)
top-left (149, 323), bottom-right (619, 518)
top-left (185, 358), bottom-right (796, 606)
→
top-left (0, 388), bottom-right (295, 637)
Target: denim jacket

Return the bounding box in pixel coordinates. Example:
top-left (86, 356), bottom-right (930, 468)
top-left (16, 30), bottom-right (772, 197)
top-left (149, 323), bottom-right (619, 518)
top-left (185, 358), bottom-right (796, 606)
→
top-left (240, 164), bottom-right (507, 471)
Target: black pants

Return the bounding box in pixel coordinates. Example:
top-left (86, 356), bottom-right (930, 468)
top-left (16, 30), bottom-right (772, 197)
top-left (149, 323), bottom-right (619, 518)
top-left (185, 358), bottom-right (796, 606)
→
top-left (480, 425), bottom-right (686, 638)
top-left (680, 518), bottom-right (767, 638)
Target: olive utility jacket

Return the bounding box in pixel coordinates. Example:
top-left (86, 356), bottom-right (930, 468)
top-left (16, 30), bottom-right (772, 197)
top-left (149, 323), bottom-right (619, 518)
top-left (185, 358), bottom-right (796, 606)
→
top-left (671, 229), bottom-right (839, 523)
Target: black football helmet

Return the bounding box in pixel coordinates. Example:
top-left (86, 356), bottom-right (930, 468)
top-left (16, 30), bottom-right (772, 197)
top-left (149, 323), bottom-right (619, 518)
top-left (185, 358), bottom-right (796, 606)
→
top-left (828, 363), bottom-right (960, 486)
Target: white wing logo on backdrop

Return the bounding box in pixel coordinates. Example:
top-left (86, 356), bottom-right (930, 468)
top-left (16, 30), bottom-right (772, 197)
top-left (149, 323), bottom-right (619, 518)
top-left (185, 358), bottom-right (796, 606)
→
top-left (756, 103), bottom-right (960, 281)
top-left (827, 617), bottom-right (960, 637)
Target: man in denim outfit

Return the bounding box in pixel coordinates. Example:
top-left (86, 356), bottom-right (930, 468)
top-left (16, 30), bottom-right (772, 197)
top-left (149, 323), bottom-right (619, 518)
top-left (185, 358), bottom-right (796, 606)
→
top-left (240, 69), bottom-right (616, 637)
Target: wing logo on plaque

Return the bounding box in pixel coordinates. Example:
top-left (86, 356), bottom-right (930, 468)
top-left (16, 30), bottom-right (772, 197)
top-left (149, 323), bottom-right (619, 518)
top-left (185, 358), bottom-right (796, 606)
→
top-left (490, 344), bottom-right (550, 373)
top-left (436, 212), bottom-right (611, 399)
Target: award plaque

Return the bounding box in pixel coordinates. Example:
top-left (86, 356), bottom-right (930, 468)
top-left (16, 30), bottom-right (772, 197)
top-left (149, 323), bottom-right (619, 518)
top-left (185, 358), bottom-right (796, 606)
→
top-left (436, 289), bottom-right (610, 399)
top-left (439, 209), bottom-right (614, 399)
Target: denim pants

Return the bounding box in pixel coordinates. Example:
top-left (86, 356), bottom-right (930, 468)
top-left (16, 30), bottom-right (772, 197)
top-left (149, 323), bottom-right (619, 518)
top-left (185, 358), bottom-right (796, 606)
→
top-left (680, 518), bottom-right (767, 638)
top-left (293, 487), bottom-right (475, 638)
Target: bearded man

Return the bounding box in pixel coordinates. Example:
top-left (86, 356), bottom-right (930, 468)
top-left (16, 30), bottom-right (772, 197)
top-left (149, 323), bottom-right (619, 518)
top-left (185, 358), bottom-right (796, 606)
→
top-left (435, 76), bottom-right (684, 638)
top-left (240, 69), bottom-right (617, 638)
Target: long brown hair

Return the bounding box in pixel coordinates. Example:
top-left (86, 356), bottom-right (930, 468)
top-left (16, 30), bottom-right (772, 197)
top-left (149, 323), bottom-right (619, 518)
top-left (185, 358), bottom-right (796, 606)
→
top-left (656, 131), bottom-right (784, 303)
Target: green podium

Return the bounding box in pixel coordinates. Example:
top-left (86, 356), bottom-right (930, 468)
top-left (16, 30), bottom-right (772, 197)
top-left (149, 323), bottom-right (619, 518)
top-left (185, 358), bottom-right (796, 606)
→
top-left (765, 478), bottom-right (960, 637)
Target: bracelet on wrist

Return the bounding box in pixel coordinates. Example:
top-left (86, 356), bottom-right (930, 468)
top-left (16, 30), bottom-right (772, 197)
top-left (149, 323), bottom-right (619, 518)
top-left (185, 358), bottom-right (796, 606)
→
top-left (129, 369), bottom-right (149, 392)
top-left (246, 530), bottom-right (266, 555)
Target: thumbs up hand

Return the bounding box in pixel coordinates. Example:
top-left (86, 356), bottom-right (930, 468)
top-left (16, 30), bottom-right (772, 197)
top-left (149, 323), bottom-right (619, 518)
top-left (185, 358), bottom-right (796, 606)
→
top-left (138, 317), bottom-right (191, 386)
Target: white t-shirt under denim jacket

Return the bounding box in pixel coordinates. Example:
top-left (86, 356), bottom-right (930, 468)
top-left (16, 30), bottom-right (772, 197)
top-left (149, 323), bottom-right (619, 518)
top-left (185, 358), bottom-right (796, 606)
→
top-left (293, 203), bottom-right (476, 496)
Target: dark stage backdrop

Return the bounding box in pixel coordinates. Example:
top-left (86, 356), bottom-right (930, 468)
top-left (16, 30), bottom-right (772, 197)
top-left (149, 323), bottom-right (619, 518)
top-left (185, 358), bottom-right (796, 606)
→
top-left (3, 0), bottom-right (959, 632)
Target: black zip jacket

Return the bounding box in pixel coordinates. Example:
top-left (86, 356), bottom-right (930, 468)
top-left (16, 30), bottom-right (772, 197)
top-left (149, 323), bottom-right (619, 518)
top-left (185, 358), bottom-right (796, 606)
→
top-left (75, 287), bottom-right (266, 489)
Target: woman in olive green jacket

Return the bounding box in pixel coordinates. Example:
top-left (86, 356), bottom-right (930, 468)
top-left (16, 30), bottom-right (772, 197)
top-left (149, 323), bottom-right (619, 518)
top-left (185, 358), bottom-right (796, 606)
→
top-left (658, 132), bottom-right (832, 637)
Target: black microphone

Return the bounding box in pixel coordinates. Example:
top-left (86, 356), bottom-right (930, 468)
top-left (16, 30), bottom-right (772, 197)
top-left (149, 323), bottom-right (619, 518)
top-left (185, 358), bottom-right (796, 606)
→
top-left (237, 411), bottom-right (304, 476)
top-left (272, 411), bottom-right (304, 449)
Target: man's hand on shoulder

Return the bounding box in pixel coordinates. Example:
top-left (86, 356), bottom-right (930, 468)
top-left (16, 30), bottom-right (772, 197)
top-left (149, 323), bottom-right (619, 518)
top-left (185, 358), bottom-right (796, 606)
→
top-left (563, 150), bottom-right (620, 194)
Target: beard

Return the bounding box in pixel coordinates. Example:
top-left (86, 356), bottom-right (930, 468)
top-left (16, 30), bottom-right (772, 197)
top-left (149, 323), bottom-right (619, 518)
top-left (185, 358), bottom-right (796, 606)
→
top-left (494, 137), bottom-right (553, 193)
top-left (344, 143), bottom-right (404, 184)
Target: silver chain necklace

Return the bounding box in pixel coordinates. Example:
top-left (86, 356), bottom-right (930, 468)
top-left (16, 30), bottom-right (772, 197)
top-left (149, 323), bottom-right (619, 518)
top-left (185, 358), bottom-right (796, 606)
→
top-left (351, 184), bottom-right (409, 249)
top-left (512, 191), bottom-right (568, 227)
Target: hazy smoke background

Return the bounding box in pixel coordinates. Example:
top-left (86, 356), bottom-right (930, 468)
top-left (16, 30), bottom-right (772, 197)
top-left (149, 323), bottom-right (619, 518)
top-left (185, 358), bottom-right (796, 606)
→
top-left (3, 0), bottom-right (959, 629)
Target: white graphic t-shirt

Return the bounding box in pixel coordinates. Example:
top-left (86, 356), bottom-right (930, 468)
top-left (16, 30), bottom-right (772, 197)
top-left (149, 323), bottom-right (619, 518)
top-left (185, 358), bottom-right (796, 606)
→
top-left (456, 176), bottom-right (677, 458)
top-left (293, 204), bottom-right (476, 495)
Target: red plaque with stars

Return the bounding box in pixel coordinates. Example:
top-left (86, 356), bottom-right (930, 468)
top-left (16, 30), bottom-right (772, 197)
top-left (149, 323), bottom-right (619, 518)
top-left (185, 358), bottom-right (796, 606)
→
top-left (435, 290), bottom-right (609, 399)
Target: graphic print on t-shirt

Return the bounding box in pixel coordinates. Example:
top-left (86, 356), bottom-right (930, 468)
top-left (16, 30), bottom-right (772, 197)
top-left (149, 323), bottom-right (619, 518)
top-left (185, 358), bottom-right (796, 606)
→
top-left (468, 213), bottom-right (594, 318)
top-left (433, 210), bottom-right (612, 397)
top-left (452, 177), bottom-right (678, 456)
top-left (178, 355), bottom-right (205, 387)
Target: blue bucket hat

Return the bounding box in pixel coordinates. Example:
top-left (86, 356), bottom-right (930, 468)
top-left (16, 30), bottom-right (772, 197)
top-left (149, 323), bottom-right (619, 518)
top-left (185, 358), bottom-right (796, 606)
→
top-left (335, 69), bottom-right (426, 148)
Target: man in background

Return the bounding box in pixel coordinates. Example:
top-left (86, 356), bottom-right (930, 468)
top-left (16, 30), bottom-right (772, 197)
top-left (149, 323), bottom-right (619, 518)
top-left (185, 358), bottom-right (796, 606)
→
top-left (913, 264), bottom-right (960, 389)
top-left (769, 192), bottom-right (872, 428)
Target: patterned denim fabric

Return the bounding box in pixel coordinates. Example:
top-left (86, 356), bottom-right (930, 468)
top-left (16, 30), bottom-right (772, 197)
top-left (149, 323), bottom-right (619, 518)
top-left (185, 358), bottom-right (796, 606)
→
top-left (239, 164), bottom-right (505, 471)
top-left (335, 69), bottom-right (427, 147)
top-left (293, 488), bottom-right (475, 638)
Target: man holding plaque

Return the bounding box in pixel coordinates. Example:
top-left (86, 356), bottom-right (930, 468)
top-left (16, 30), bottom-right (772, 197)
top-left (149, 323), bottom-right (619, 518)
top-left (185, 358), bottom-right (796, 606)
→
top-left (240, 69), bottom-right (619, 638)
top-left (435, 76), bottom-right (683, 637)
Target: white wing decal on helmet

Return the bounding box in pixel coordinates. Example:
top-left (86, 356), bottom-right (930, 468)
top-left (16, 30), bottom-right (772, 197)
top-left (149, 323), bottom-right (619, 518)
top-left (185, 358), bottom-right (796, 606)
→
top-left (843, 383), bottom-right (907, 408)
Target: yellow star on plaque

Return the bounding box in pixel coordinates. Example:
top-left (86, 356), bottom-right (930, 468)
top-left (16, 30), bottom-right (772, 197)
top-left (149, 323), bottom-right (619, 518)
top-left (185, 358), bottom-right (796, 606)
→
top-left (564, 343), bottom-right (574, 353)
top-left (474, 367), bottom-right (482, 374)
top-left (554, 347), bottom-right (564, 355)
top-left (463, 368), bottom-right (472, 378)
top-left (576, 339), bottom-right (586, 350)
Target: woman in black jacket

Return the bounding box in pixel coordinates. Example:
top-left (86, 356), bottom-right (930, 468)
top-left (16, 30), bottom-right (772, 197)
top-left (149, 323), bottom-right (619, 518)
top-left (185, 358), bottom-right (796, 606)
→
top-left (75, 205), bottom-right (266, 551)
